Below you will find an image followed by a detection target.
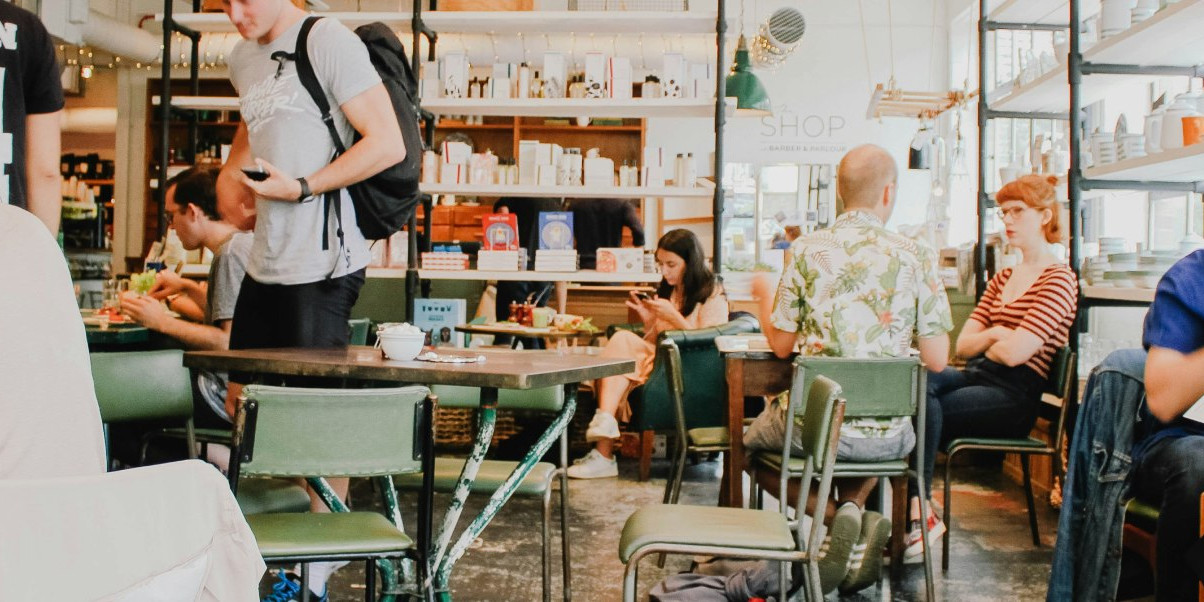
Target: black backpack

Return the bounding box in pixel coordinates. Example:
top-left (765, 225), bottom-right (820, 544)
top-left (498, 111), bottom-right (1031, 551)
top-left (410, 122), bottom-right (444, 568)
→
top-left (293, 16), bottom-right (423, 245)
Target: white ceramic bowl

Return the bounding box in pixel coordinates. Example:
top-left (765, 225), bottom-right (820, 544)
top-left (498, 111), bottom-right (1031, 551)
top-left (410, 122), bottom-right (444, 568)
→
top-left (379, 332), bottom-right (426, 361)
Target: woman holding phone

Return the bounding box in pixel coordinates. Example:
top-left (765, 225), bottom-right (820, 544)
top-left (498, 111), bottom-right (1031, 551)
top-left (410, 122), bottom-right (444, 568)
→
top-left (567, 229), bottom-right (729, 479)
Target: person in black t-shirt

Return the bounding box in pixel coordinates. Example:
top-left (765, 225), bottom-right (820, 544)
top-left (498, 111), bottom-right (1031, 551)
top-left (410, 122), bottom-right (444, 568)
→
top-left (0, 2), bottom-right (64, 233)
top-left (567, 198), bottom-right (645, 269)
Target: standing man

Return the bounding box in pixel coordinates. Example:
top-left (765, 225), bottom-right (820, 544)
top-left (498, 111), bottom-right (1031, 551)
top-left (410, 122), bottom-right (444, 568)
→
top-left (218, 0), bottom-right (404, 599)
top-left (0, 2), bottom-right (65, 234)
top-left (567, 197), bottom-right (645, 269)
top-left (120, 167), bottom-right (250, 434)
top-left (748, 144), bottom-right (952, 594)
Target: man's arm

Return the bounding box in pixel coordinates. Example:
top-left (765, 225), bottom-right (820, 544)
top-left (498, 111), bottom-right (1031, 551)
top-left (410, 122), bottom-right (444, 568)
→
top-left (917, 334), bottom-right (950, 373)
top-left (751, 274), bottom-right (796, 359)
top-left (623, 201), bottom-right (646, 247)
top-left (217, 123), bottom-right (257, 230)
top-left (244, 85), bottom-right (405, 202)
top-left (121, 294), bottom-right (230, 350)
top-left (25, 112), bottom-right (61, 234)
top-left (1146, 346), bottom-right (1204, 423)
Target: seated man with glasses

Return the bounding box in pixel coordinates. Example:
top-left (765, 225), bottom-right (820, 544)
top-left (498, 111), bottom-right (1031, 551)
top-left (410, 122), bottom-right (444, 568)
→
top-left (121, 167), bottom-right (251, 440)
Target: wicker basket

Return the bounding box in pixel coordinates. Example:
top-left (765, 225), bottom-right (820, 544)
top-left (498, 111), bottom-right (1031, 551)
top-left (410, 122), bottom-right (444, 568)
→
top-left (434, 407), bottom-right (521, 449)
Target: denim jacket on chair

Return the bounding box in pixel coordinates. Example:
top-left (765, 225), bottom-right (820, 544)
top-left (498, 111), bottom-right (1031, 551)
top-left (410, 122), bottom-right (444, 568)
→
top-left (1046, 349), bottom-right (1147, 602)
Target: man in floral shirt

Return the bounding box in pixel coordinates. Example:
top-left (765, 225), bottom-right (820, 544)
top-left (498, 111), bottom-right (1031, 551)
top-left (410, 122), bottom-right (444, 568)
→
top-left (748, 144), bottom-right (952, 594)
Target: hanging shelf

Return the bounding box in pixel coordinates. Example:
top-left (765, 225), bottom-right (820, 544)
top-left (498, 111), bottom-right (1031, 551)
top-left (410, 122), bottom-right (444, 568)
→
top-left (865, 83), bottom-right (977, 120)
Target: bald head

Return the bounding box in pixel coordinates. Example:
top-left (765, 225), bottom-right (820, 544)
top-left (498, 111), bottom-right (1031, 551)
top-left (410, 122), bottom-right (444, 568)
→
top-left (837, 144), bottom-right (897, 212)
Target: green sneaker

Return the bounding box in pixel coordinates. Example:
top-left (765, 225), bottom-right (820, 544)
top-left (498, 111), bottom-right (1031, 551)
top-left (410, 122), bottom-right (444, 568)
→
top-left (817, 502), bottom-right (862, 594)
top-left (839, 510), bottom-right (891, 594)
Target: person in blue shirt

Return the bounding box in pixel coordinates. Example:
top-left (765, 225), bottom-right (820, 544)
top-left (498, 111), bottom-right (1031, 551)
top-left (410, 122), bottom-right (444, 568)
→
top-left (1134, 249), bottom-right (1204, 601)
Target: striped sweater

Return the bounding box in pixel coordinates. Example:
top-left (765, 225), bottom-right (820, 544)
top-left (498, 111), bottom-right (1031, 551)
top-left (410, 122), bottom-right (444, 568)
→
top-left (969, 264), bottom-right (1078, 378)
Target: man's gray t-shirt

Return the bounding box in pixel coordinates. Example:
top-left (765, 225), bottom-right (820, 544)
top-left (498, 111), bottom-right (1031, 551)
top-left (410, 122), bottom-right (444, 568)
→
top-left (198, 230), bottom-right (252, 423)
top-left (228, 18), bottom-right (377, 285)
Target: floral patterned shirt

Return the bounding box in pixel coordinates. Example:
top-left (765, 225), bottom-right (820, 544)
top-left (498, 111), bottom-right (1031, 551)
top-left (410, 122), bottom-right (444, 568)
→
top-left (770, 210), bottom-right (953, 436)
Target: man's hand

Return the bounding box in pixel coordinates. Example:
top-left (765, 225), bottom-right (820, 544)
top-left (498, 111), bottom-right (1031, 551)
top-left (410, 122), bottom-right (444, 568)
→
top-left (120, 293), bottom-right (170, 331)
top-left (243, 159), bottom-right (304, 202)
top-left (148, 271), bottom-right (187, 300)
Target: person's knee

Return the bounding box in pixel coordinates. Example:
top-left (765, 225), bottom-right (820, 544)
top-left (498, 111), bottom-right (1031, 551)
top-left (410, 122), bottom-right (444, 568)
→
top-left (1161, 436), bottom-right (1204, 495)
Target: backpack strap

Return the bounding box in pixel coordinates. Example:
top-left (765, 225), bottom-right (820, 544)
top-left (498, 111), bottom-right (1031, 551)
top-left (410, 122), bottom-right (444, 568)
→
top-left (293, 15), bottom-right (345, 259)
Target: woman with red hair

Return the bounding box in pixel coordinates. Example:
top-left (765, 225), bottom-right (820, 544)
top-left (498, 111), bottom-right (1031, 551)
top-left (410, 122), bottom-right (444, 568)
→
top-left (906, 174), bottom-right (1078, 562)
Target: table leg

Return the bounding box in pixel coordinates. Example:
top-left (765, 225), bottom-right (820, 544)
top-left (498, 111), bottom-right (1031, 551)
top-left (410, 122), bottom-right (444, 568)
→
top-left (306, 477), bottom-right (407, 601)
top-left (432, 386), bottom-right (578, 599)
top-left (723, 357), bottom-right (746, 508)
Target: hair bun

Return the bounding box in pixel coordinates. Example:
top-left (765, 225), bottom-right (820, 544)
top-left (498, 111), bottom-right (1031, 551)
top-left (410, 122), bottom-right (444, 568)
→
top-left (1045, 175), bottom-right (1060, 186)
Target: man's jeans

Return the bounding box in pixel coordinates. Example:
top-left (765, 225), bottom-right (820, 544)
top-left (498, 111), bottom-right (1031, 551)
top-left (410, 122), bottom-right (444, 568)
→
top-left (1133, 435), bottom-right (1204, 600)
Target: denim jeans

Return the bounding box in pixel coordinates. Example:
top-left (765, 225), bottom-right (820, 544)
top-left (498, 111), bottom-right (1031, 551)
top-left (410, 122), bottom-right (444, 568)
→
top-left (917, 366), bottom-right (1040, 498)
top-left (1133, 435), bottom-right (1204, 601)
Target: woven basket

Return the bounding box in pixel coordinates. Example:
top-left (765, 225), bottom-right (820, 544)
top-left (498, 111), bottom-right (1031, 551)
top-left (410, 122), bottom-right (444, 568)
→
top-left (434, 407), bottom-right (521, 449)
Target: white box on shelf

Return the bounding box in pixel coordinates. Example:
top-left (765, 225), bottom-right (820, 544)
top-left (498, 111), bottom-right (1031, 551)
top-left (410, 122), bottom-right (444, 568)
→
top-left (438, 163), bottom-right (466, 185)
top-left (442, 141), bottom-right (471, 164)
top-left (441, 53), bottom-right (469, 99)
top-left (662, 53), bottom-right (687, 98)
top-left (543, 52), bottom-right (568, 99)
top-left (517, 64), bottom-right (531, 99)
top-left (584, 157), bottom-right (615, 187)
top-left (421, 60), bottom-right (440, 100)
top-left (536, 164), bottom-right (558, 186)
top-left (477, 250), bottom-right (523, 271)
top-left (490, 77), bottom-right (512, 99)
top-left (584, 52), bottom-right (607, 99)
top-left (387, 231), bottom-right (408, 267)
top-left (518, 140), bottom-right (539, 185)
top-left (608, 57), bottom-right (632, 99)
top-left (642, 146), bottom-right (667, 187)
top-left (690, 62), bottom-right (714, 99)
top-left (596, 247), bottom-right (644, 273)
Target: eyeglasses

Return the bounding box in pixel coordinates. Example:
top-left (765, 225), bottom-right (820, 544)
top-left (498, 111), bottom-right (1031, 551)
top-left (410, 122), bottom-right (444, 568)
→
top-left (995, 205), bottom-right (1033, 221)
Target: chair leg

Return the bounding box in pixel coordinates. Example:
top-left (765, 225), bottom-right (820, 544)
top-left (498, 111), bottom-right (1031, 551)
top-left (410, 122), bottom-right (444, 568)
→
top-left (1021, 454), bottom-right (1041, 546)
top-left (542, 487), bottom-right (553, 602)
top-left (559, 432), bottom-right (573, 602)
top-left (622, 555), bottom-right (639, 602)
top-left (657, 439), bottom-right (687, 568)
top-left (889, 475), bottom-right (907, 579)
top-left (365, 559), bottom-right (376, 602)
top-left (639, 430), bottom-right (654, 482)
top-left (778, 560), bottom-right (789, 602)
top-left (300, 563), bottom-right (311, 602)
top-left (943, 448), bottom-right (956, 572)
top-left (916, 474), bottom-right (936, 602)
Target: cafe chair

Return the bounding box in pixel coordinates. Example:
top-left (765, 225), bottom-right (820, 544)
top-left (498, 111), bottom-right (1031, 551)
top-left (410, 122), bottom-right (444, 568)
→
top-left (228, 385), bottom-right (437, 602)
top-left (618, 374), bottom-right (845, 602)
top-left (942, 347), bottom-right (1076, 570)
top-left (0, 460), bottom-right (264, 600)
top-left (91, 350), bottom-right (311, 516)
top-left (394, 384), bottom-right (571, 602)
top-left (609, 313), bottom-right (760, 482)
top-left (747, 357), bottom-right (934, 598)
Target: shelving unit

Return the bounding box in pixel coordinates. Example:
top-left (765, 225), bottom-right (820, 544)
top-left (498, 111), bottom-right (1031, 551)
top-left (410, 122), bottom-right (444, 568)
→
top-left (1080, 284), bottom-right (1156, 304)
top-left (420, 183), bottom-right (712, 199)
top-left (368, 268), bottom-right (662, 283)
top-left (422, 98), bottom-right (726, 119)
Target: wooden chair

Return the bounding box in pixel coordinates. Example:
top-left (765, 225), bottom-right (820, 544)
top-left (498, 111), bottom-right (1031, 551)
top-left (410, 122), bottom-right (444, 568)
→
top-left (618, 374), bottom-right (846, 602)
top-left (942, 347), bottom-right (1076, 569)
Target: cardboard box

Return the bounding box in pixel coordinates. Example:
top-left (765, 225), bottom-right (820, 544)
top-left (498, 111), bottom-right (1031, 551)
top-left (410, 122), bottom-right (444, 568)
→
top-left (642, 146), bottom-right (666, 187)
top-left (608, 57), bottom-right (632, 99)
top-left (387, 231), bottom-right (408, 267)
top-left (596, 247), bottom-right (645, 273)
top-left (441, 53), bottom-right (470, 98)
top-left (413, 298), bottom-right (467, 348)
top-left (477, 249), bottom-right (523, 271)
top-left (482, 213), bottom-right (520, 250)
top-left (518, 140), bottom-right (539, 185)
top-left (661, 53), bottom-right (687, 98)
top-left (538, 212), bottom-right (574, 250)
top-left (584, 52), bottom-right (606, 99)
top-left (542, 52), bottom-right (568, 99)
top-left (690, 62), bottom-right (714, 99)
top-left (583, 156), bottom-right (615, 187)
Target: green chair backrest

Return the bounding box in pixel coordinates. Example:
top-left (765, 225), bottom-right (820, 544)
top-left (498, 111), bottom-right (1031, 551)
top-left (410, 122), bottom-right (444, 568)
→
top-left (90, 350), bottom-right (193, 423)
top-left (632, 314), bottom-right (760, 432)
top-left (786, 374), bottom-right (844, 472)
top-left (431, 384), bottom-right (564, 412)
top-left (235, 385), bottom-right (429, 478)
top-left (348, 318), bottom-right (371, 346)
top-left (793, 356), bottom-right (922, 419)
top-left (1046, 346), bottom-right (1074, 397)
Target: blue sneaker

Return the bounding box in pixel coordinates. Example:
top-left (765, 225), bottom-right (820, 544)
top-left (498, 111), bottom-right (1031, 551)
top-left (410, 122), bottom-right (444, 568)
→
top-left (262, 570), bottom-right (328, 602)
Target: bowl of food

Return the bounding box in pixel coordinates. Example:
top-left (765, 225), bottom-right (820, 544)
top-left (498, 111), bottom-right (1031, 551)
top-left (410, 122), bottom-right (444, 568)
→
top-left (376, 323), bottom-right (426, 361)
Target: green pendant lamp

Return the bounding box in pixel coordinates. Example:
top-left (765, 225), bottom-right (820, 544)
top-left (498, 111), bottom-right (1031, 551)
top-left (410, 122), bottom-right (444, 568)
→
top-left (726, 34), bottom-right (772, 117)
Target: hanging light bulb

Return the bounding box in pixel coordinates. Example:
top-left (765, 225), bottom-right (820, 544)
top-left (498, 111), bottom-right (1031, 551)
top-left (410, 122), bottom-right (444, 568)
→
top-left (80, 64), bottom-right (94, 79)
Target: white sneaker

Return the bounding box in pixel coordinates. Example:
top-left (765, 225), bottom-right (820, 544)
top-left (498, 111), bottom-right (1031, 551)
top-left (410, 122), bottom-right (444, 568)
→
top-left (566, 449), bottom-right (618, 479)
top-left (584, 411), bottom-right (621, 442)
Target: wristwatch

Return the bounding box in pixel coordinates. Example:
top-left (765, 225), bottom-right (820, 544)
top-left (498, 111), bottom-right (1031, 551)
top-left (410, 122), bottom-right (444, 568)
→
top-left (296, 177), bottom-right (312, 202)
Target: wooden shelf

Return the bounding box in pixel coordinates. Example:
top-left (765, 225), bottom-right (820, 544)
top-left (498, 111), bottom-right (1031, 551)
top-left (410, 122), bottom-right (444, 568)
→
top-left (163, 10), bottom-right (726, 35)
top-left (1081, 284), bottom-right (1155, 303)
top-left (367, 268), bottom-right (664, 283)
top-left (151, 96), bottom-right (240, 111)
top-left (421, 97), bottom-right (726, 119)
top-left (434, 122), bottom-right (514, 130)
top-left (518, 124), bottom-right (642, 132)
top-left (1084, 144), bottom-right (1204, 182)
top-left (79, 179), bottom-right (114, 185)
top-left (150, 121), bottom-right (239, 128)
top-left (419, 182), bottom-right (711, 199)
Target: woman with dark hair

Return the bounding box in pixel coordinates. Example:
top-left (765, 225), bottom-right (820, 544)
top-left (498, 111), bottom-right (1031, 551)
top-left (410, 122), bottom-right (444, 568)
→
top-left (567, 229), bottom-right (729, 479)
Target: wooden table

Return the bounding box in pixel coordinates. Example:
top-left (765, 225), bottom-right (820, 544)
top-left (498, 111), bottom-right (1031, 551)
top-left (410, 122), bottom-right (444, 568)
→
top-left (184, 345), bottom-right (634, 599)
top-left (716, 335), bottom-right (794, 508)
top-left (454, 322), bottom-right (599, 348)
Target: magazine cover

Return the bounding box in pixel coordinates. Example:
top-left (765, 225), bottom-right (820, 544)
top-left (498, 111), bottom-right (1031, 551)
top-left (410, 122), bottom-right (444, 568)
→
top-left (412, 298), bottom-right (467, 347)
top-left (538, 211), bottom-right (574, 250)
top-left (482, 213), bottom-right (520, 250)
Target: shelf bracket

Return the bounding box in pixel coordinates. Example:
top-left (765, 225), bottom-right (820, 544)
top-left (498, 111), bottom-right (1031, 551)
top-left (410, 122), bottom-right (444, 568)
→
top-left (1080, 178), bottom-right (1204, 193)
top-left (1081, 62), bottom-right (1204, 78)
top-left (985, 21), bottom-right (1067, 31)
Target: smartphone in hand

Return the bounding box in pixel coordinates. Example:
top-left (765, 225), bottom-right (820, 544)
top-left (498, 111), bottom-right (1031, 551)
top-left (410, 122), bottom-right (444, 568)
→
top-left (634, 291), bottom-right (653, 301)
top-left (241, 166), bottom-right (269, 182)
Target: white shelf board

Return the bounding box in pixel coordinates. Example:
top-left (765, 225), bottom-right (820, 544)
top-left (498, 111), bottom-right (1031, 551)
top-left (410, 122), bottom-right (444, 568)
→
top-left (987, 0), bottom-right (1070, 25)
top-left (420, 97), bottom-right (726, 118)
top-left (420, 183), bottom-right (712, 199)
top-left (1081, 285), bottom-right (1155, 303)
top-left (1084, 0), bottom-right (1204, 67)
top-left (152, 95), bottom-right (241, 111)
top-left (1083, 143), bottom-right (1204, 182)
top-left (367, 267), bottom-right (662, 282)
top-left (162, 11), bottom-right (724, 35)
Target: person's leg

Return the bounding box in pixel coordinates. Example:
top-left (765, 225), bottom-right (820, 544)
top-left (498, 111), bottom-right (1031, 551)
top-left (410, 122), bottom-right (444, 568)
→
top-left (1134, 435), bottom-right (1204, 602)
top-left (909, 367), bottom-right (966, 518)
top-left (593, 373), bottom-right (632, 459)
top-left (570, 330), bottom-right (648, 477)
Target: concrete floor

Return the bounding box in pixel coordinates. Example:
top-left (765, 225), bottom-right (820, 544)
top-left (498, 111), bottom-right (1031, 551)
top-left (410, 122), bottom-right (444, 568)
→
top-left (291, 453), bottom-right (1072, 601)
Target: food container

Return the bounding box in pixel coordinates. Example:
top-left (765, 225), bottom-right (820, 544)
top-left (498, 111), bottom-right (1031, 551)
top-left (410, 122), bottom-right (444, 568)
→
top-left (377, 323), bottom-right (426, 361)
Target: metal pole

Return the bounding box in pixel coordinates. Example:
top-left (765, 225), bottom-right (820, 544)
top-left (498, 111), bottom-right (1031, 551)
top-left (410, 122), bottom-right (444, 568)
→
top-left (158, 0), bottom-right (173, 239)
top-left (713, 0), bottom-right (727, 272)
top-left (1068, 0), bottom-right (1082, 282)
top-left (976, 0), bottom-right (989, 299)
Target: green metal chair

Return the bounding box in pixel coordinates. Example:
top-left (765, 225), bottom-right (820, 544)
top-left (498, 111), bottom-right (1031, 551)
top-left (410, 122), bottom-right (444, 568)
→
top-left (229, 385), bottom-right (437, 601)
top-left (91, 350), bottom-right (311, 516)
top-left (394, 384), bottom-right (570, 602)
top-left (611, 314), bottom-right (760, 482)
top-left (618, 374), bottom-right (846, 602)
top-left (747, 356), bottom-right (935, 599)
top-left (942, 346), bottom-right (1076, 570)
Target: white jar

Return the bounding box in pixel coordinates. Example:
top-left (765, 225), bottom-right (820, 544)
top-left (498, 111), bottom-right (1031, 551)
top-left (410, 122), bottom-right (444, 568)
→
top-left (1161, 93), bottom-right (1200, 151)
